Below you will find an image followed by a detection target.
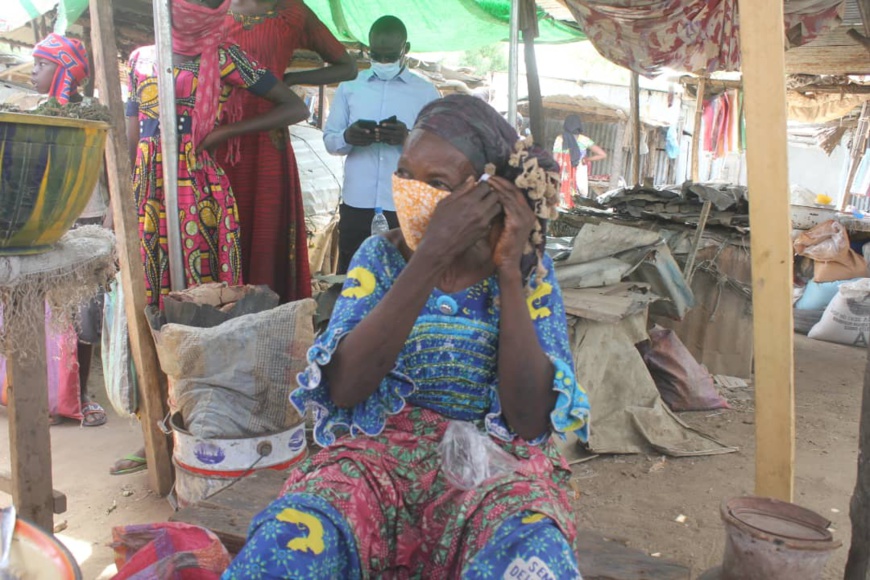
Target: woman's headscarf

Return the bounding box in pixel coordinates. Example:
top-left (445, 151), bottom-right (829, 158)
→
top-left (170, 0), bottom-right (235, 149)
top-left (33, 33), bottom-right (89, 105)
top-left (413, 94), bottom-right (561, 286)
top-left (562, 114), bottom-right (584, 168)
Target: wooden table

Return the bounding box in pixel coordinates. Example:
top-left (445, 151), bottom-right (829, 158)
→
top-left (0, 231), bottom-right (114, 531)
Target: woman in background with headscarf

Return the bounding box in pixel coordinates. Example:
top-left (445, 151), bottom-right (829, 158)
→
top-left (225, 95), bottom-right (589, 579)
top-left (552, 114), bottom-right (607, 207)
top-left (125, 0), bottom-right (309, 308)
top-left (112, 0), bottom-right (309, 475)
top-left (223, 0), bottom-right (356, 304)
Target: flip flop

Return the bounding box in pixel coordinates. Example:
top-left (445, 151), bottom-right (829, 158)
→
top-left (110, 454), bottom-right (147, 476)
top-left (81, 402), bottom-right (107, 427)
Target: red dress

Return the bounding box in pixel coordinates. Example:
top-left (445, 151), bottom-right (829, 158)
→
top-left (223, 1), bottom-right (347, 303)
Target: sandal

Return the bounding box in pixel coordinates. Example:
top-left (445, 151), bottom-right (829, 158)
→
top-left (110, 454), bottom-right (147, 476)
top-left (81, 402), bottom-right (107, 427)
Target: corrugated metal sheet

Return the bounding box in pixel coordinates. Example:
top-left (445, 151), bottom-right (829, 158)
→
top-left (843, 0), bottom-right (863, 26)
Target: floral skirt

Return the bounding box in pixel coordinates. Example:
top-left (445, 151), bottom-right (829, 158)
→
top-left (224, 406), bottom-right (583, 579)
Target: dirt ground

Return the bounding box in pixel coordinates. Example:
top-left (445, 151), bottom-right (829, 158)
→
top-left (575, 334), bottom-right (864, 579)
top-left (0, 333), bottom-right (862, 579)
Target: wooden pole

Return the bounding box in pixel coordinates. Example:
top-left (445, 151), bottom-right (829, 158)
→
top-left (847, 43), bottom-right (870, 580)
top-left (840, 102), bottom-right (870, 211)
top-left (6, 301), bottom-right (53, 531)
top-left (609, 122), bottom-right (626, 188)
top-left (523, 38), bottom-right (544, 145)
top-left (738, 0), bottom-right (795, 502)
top-left (684, 76), bottom-right (712, 282)
top-left (690, 76), bottom-right (707, 183)
top-left (152, 0), bottom-right (185, 292)
top-left (89, 0), bottom-right (174, 496)
top-left (630, 71), bottom-right (641, 185)
top-left (520, 0), bottom-right (544, 146)
top-left (507, 0), bottom-right (519, 128)
top-left (845, 342), bottom-right (870, 579)
top-left (317, 84), bottom-right (325, 130)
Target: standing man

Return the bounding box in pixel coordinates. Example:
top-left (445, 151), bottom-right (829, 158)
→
top-left (324, 15), bottom-right (440, 273)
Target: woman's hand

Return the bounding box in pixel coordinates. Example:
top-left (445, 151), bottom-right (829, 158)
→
top-left (489, 176), bottom-right (536, 273)
top-left (414, 176), bottom-right (502, 269)
top-left (196, 125), bottom-right (234, 156)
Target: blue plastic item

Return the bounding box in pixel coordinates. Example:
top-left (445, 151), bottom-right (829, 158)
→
top-left (795, 278), bottom-right (862, 311)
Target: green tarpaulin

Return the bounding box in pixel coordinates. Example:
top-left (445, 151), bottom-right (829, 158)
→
top-left (305, 0), bottom-right (586, 51)
top-left (5, 0), bottom-right (584, 52)
top-left (2, 0), bottom-right (88, 33)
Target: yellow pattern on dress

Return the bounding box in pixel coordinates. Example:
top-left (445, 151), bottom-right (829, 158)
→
top-left (276, 508), bottom-right (326, 555)
top-left (522, 513), bottom-right (548, 525)
top-left (527, 281), bottom-right (553, 320)
top-left (342, 267), bottom-right (376, 299)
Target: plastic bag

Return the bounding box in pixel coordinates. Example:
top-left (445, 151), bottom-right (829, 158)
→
top-left (112, 522), bottom-right (230, 580)
top-left (794, 220), bottom-right (849, 262)
top-left (795, 278), bottom-right (860, 311)
top-left (438, 421), bottom-right (519, 491)
top-left (637, 326), bottom-right (729, 412)
top-left (101, 273), bottom-right (138, 418)
top-left (0, 305), bottom-right (81, 420)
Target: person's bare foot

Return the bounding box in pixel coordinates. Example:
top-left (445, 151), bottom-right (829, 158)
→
top-left (110, 447), bottom-right (147, 476)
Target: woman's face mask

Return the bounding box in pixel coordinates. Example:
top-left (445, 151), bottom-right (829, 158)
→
top-left (392, 175), bottom-right (453, 250)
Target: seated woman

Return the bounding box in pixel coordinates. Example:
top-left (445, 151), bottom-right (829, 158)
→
top-left (224, 94), bottom-right (590, 579)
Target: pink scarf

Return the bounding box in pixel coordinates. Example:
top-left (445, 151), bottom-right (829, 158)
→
top-left (171, 0), bottom-right (234, 149)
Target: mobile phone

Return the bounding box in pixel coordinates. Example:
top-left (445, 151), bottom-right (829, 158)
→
top-left (379, 115), bottom-right (398, 127)
top-left (357, 119), bottom-right (378, 130)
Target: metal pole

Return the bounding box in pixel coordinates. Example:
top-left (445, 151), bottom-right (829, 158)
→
top-left (153, 0), bottom-right (185, 292)
top-left (507, 0), bottom-right (519, 128)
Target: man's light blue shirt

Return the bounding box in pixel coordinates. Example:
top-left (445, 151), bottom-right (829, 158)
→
top-left (323, 68), bottom-right (440, 212)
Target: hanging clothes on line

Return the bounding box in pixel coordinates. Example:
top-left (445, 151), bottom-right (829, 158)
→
top-left (702, 91), bottom-right (745, 159)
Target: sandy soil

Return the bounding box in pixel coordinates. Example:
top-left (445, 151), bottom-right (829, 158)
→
top-left (0, 333), bottom-right (862, 578)
top-left (575, 334), bottom-right (864, 579)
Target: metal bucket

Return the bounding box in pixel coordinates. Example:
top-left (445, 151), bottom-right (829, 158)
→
top-left (169, 412), bottom-right (307, 508)
top-left (702, 496), bottom-right (841, 580)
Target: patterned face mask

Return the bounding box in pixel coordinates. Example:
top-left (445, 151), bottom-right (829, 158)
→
top-left (392, 175), bottom-right (453, 251)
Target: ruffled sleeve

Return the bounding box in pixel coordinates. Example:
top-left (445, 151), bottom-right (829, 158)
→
top-left (485, 255), bottom-right (590, 445)
top-left (290, 236), bottom-right (416, 447)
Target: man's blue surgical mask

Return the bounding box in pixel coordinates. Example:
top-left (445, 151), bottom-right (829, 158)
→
top-left (371, 60), bottom-right (403, 80)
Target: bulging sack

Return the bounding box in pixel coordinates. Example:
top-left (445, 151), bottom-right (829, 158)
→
top-left (150, 298), bottom-right (316, 439)
top-left (808, 278), bottom-right (870, 347)
top-left (794, 220), bottom-right (849, 262)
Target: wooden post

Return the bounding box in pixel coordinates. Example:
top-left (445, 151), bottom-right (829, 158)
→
top-left (519, 0), bottom-right (543, 146)
top-left (507, 0), bottom-right (520, 128)
top-left (690, 76), bottom-right (707, 182)
top-left (5, 301), bottom-right (53, 531)
top-left (317, 84), bottom-right (325, 130)
top-left (845, 342), bottom-right (870, 579)
top-left (609, 122), bottom-right (626, 188)
top-left (630, 71), bottom-right (641, 185)
top-left (89, 0), bottom-right (174, 496)
top-left (840, 102), bottom-right (870, 211)
top-left (738, 0), bottom-right (795, 502)
top-left (683, 77), bottom-right (712, 282)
